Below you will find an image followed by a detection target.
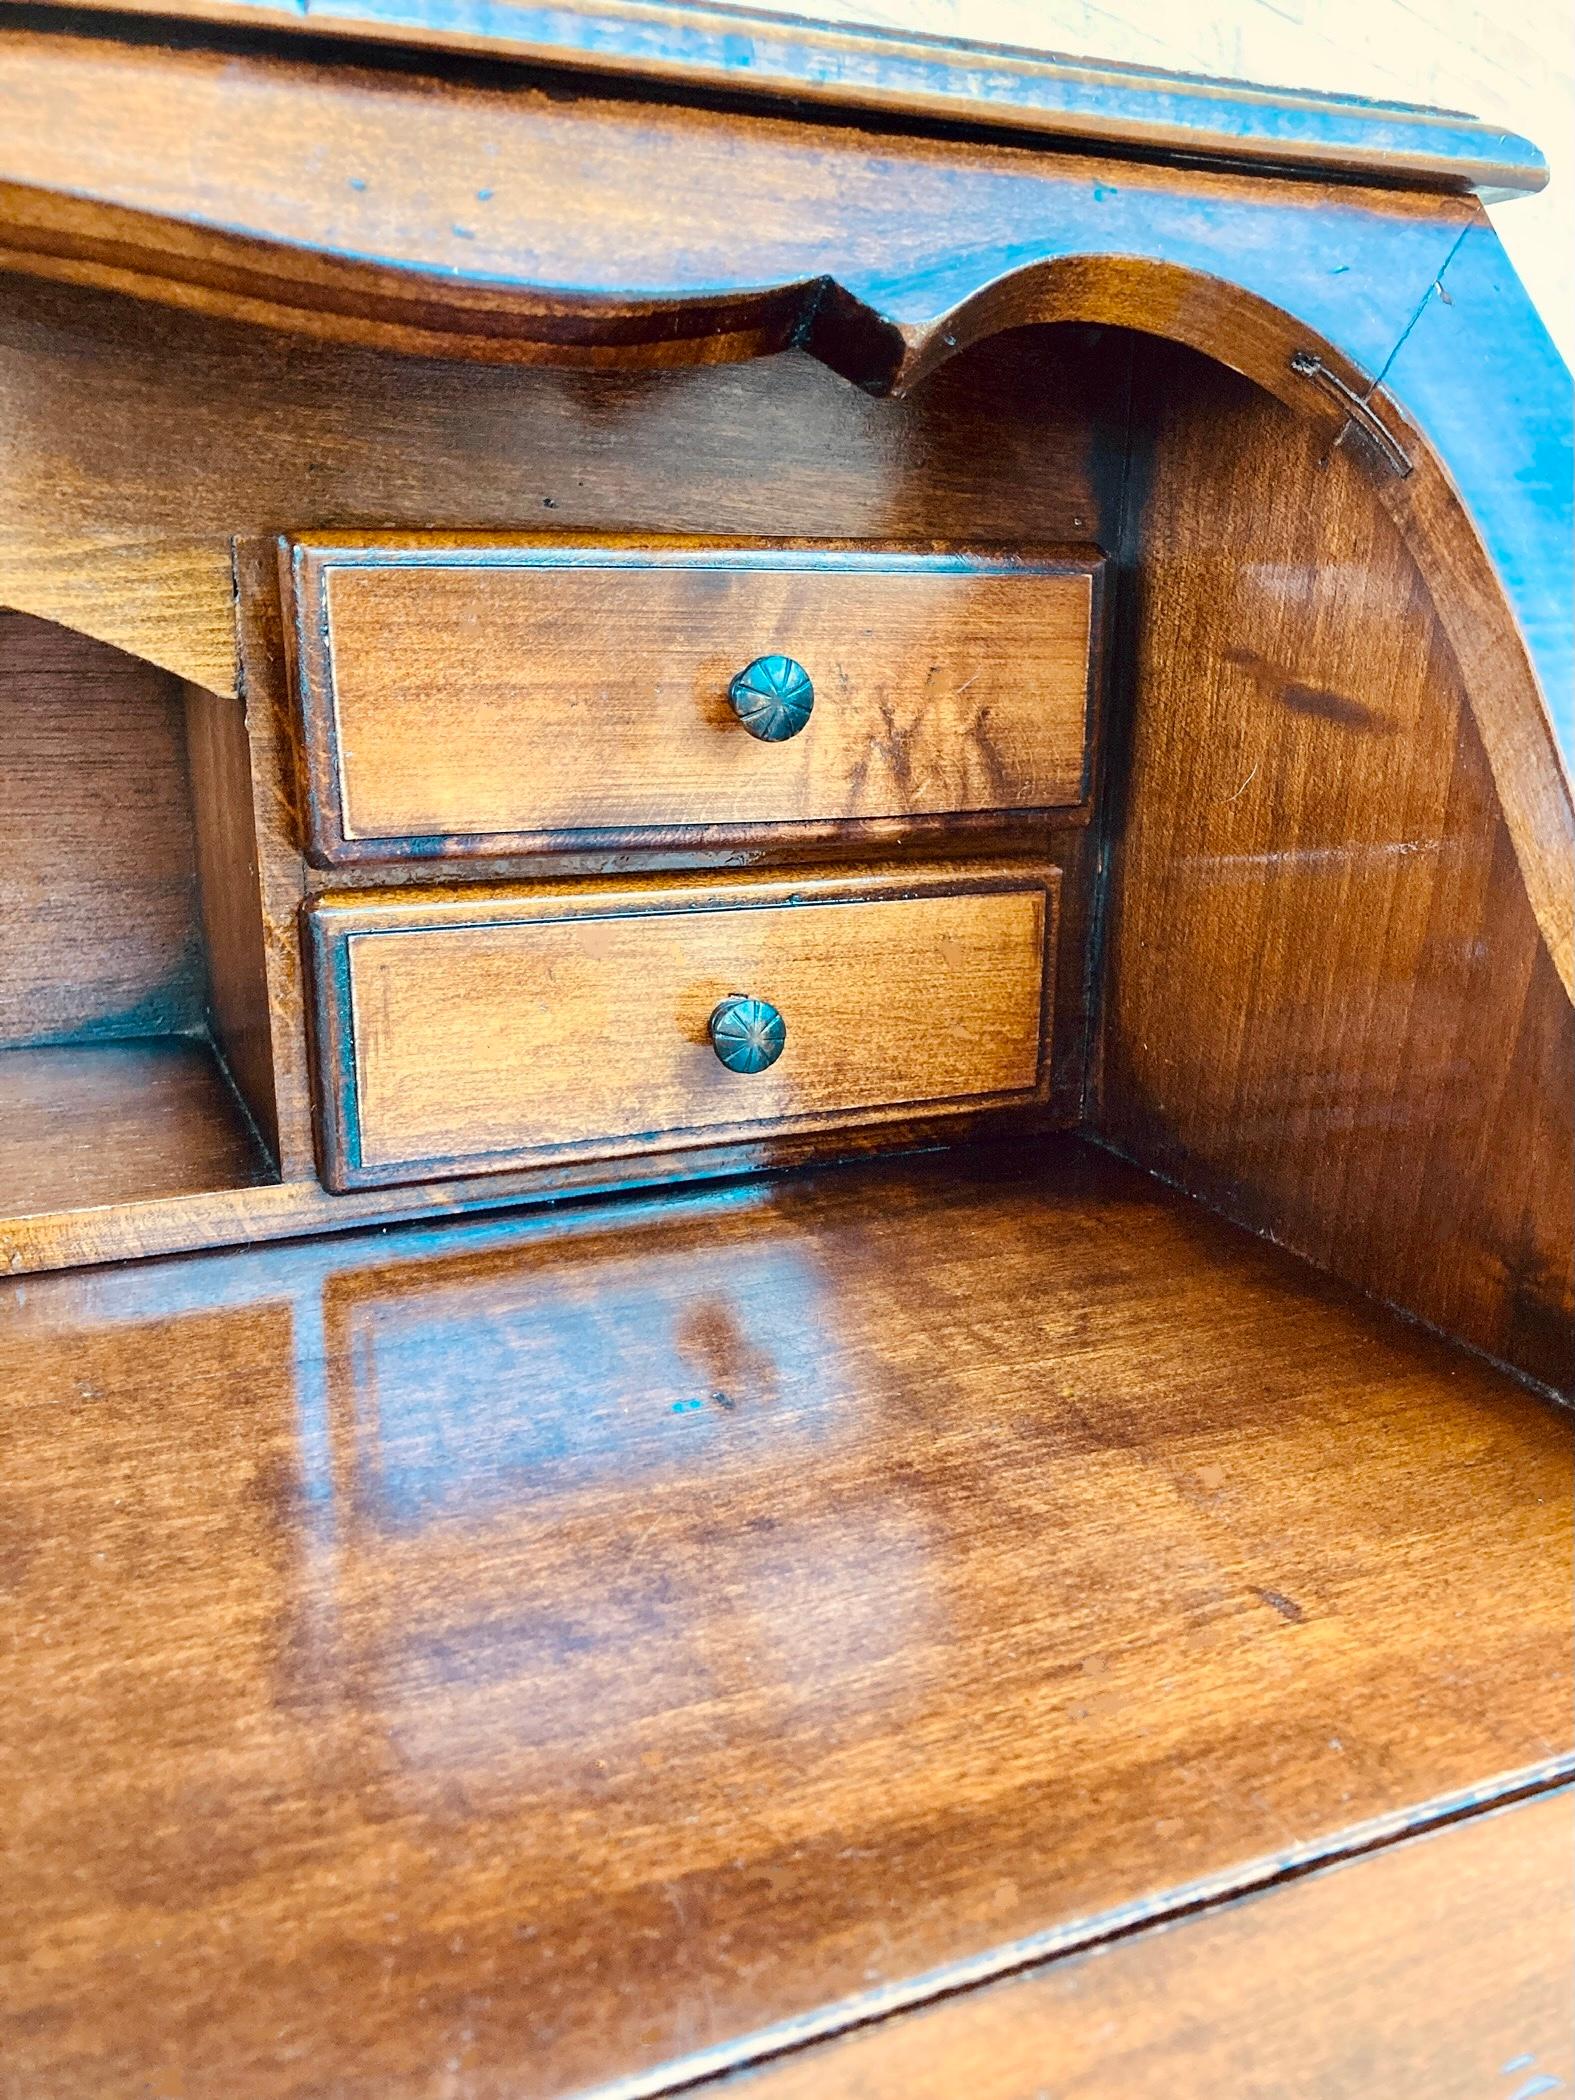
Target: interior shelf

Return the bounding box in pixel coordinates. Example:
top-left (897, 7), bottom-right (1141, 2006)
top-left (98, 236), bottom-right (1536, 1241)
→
top-left (0, 1037), bottom-right (274, 1217)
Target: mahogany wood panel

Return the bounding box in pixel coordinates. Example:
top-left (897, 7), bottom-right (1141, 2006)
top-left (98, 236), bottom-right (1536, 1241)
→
top-left (0, 1143), bottom-right (1569, 2098)
top-left (39, 0), bottom-right (1549, 196)
top-left (1372, 208), bottom-right (1574, 987)
top-left (722, 1789), bottom-right (1575, 2099)
top-left (0, 611), bottom-right (204, 1047)
top-left (306, 866), bottom-right (1055, 1189)
top-left (0, 1039), bottom-right (272, 1220)
top-left (239, 529), bottom-right (1097, 1210)
top-left (0, 531), bottom-right (1099, 1279)
top-left (1101, 345), bottom-right (1574, 1397)
top-left (287, 540), bottom-right (1097, 861)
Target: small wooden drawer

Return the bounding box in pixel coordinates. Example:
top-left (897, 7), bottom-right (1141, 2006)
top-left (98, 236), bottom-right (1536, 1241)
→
top-left (284, 538), bottom-right (1099, 865)
top-left (305, 863), bottom-right (1056, 1191)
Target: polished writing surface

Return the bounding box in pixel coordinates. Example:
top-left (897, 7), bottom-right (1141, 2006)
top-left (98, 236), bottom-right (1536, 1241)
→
top-left (1, 1142), bottom-right (1569, 2097)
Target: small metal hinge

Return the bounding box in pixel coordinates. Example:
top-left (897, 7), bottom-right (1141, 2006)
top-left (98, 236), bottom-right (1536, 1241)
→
top-left (1289, 350), bottom-right (1414, 479)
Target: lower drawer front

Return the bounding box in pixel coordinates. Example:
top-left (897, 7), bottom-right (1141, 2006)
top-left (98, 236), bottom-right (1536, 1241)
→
top-left (306, 867), bottom-right (1054, 1191)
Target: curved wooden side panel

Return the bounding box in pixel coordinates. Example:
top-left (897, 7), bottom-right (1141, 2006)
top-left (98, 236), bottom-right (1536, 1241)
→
top-left (1372, 217), bottom-right (1574, 997)
top-left (0, 20), bottom-right (1565, 1369)
top-left (1100, 344), bottom-right (1572, 1396)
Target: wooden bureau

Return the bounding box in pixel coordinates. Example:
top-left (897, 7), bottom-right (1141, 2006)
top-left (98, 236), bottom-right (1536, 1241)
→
top-left (0, 6), bottom-right (1569, 2095)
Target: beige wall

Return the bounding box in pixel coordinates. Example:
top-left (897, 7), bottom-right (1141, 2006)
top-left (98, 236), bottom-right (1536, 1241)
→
top-left (757, 0), bottom-right (1573, 369)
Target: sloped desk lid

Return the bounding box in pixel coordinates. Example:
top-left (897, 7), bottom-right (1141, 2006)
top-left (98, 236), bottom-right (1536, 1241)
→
top-left (12, 0), bottom-right (1548, 198)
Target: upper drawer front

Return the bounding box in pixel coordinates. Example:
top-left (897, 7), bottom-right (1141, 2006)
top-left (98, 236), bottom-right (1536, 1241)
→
top-left (305, 864), bottom-right (1055, 1192)
top-left (286, 541), bottom-right (1098, 864)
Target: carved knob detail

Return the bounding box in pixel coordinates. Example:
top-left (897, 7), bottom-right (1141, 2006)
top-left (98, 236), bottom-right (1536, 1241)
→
top-left (708, 996), bottom-right (787, 1074)
top-left (727, 655), bottom-right (814, 741)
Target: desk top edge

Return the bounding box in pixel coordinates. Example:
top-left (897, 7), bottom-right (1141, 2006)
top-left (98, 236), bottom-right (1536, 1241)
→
top-left (4, 0), bottom-right (1549, 198)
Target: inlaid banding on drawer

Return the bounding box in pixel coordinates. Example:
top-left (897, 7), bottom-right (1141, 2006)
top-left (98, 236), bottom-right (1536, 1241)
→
top-left (284, 539), bottom-right (1099, 865)
top-left (305, 864), bottom-right (1057, 1191)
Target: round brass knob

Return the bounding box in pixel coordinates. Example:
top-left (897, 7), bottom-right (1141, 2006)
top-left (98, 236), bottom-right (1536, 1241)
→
top-left (708, 996), bottom-right (786, 1074)
top-left (727, 655), bottom-right (814, 741)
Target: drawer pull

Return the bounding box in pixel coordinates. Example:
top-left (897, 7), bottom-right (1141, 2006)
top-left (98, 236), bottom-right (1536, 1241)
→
top-left (708, 995), bottom-right (787, 1074)
top-left (726, 655), bottom-right (815, 742)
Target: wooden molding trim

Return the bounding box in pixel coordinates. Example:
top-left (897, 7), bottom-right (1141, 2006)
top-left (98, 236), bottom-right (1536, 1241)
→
top-left (11, 0), bottom-right (1548, 198)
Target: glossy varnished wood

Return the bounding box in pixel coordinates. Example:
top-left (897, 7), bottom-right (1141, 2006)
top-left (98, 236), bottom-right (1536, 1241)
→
top-left (1373, 208), bottom-right (1575, 977)
top-left (0, 23), bottom-right (1473, 386)
top-left (0, 291), bottom-right (1123, 695)
top-left (0, 16), bottom-right (1564, 992)
top-left (306, 865), bottom-right (1055, 1189)
top-left (0, 1143), bottom-right (1568, 2097)
top-left (722, 1788), bottom-right (1575, 2099)
top-left (39, 0), bottom-right (1549, 196)
top-left (286, 539), bottom-right (1097, 862)
top-left (0, 19), bottom-right (1567, 2095)
top-left (1102, 345), bottom-right (1574, 1394)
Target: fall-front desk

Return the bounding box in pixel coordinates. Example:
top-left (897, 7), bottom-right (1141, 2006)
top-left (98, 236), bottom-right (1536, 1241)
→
top-left (0, 5), bottom-right (1570, 2094)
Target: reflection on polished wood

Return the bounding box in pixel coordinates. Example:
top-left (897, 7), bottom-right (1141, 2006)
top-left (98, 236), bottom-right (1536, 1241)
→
top-left (2, 1140), bottom-right (1569, 2098)
top-left (0, 7), bottom-right (1570, 2087)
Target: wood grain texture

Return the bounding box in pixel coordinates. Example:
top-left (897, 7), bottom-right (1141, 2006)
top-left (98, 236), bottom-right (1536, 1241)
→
top-left (287, 540), bottom-right (1097, 861)
top-left (0, 1142), bottom-right (1568, 2098)
top-left (1100, 344), bottom-right (1574, 1396)
top-left (216, 327), bottom-right (1116, 1193)
top-left (9, 538), bottom-right (1108, 1280)
top-left (0, 24), bottom-right (1472, 386)
top-left (0, 283), bottom-right (1123, 693)
top-left (0, 611), bottom-right (205, 1047)
top-left (0, 19), bottom-right (1562, 1395)
top-left (1371, 208), bottom-right (1574, 984)
top-left (721, 1788), bottom-right (1575, 2099)
top-left (307, 865), bottom-right (1055, 1189)
top-left (30, 0), bottom-right (1550, 196)
top-left (182, 683), bottom-right (280, 1157)
top-left (0, 1038), bottom-right (272, 1219)
top-left (0, 35), bottom-right (1559, 988)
